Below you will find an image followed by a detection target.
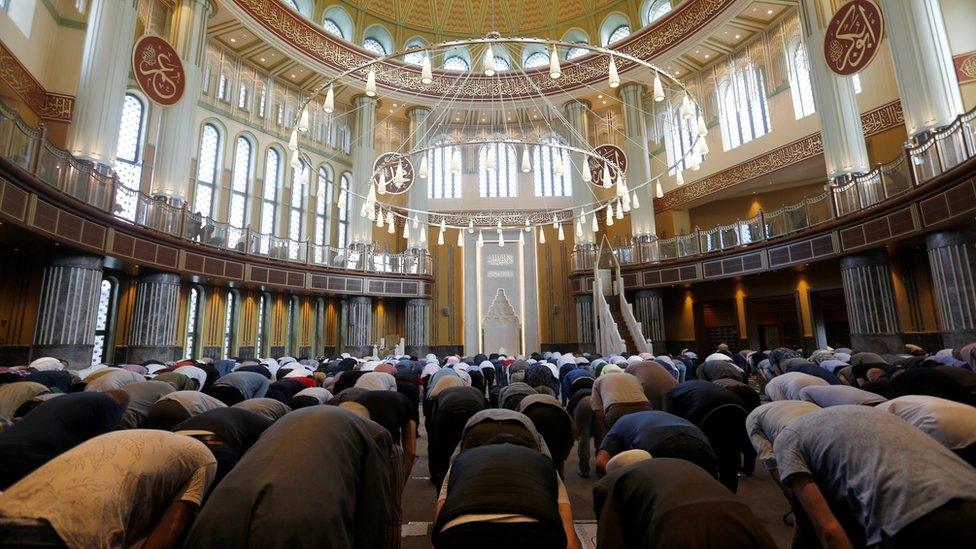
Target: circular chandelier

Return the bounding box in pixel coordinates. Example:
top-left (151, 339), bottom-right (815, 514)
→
top-left (288, 34), bottom-right (708, 246)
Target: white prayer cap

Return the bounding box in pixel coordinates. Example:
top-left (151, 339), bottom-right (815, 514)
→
top-left (360, 361), bottom-right (380, 372)
top-left (705, 353), bottom-right (733, 362)
top-left (606, 449), bottom-right (652, 474)
top-left (284, 367), bottom-right (313, 378)
top-left (29, 357), bottom-right (63, 371)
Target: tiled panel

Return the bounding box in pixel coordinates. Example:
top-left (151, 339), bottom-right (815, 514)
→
top-left (0, 180), bottom-right (29, 221)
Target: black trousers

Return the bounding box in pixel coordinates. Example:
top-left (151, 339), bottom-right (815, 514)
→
top-left (883, 498), bottom-right (976, 548)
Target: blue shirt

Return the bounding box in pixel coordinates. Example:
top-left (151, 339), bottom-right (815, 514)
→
top-left (600, 411), bottom-right (709, 455)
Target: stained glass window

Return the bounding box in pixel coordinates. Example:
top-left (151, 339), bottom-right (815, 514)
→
top-left (428, 139), bottom-right (461, 199)
top-left (533, 137), bottom-right (571, 197)
top-left (193, 124), bottom-right (220, 217)
top-left (479, 142), bottom-right (518, 198)
top-left (229, 137), bottom-right (252, 228)
top-left (114, 93), bottom-right (145, 221)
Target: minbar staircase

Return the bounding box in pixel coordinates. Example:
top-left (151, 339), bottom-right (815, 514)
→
top-left (606, 299), bottom-right (637, 353)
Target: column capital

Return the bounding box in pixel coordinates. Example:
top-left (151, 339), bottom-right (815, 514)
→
top-left (352, 94), bottom-right (379, 110)
top-left (562, 99), bottom-right (591, 112)
top-left (406, 106), bottom-right (432, 119)
top-left (617, 82), bottom-right (647, 100)
top-left (839, 248), bottom-right (891, 270)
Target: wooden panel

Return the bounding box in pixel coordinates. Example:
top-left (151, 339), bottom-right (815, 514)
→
top-left (702, 251), bottom-right (765, 279)
top-left (30, 199), bottom-right (58, 233)
top-left (944, 179), bottom-right (976, 218)
top-left (768, 234), bottom-right (837, 268)
top-left (839, 226), bottom-right (866, 250)
top-left (0, 180), bottom-right (29, 221)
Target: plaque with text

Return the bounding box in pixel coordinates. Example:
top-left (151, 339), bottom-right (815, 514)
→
top-left (823, 0), bottom-right (884, 76)
top-left (132, 35), bottom-right (186, 106)
top-left (372, 152), bottom-right (415, 194)
top-left (588, 144), bottom-right (627, 186)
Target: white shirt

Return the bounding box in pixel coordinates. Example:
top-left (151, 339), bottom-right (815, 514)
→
top-left (874, 395), bottom-right (976, 450)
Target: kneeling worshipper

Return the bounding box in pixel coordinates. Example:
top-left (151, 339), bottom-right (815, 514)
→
top-left (798, 384), bottom-right (888, 407)
top-left (593, 457), bottom-right (776, 549)
top-left (519, 394), bottom-right (575, 477)
top-left (590, 371), bottom-right (652, 440)
top-left (0, 382), bottom-right (50, 423)
top-left (428, 386), bottom-right (486, 490)
top-left (697, 359), bottom-right (744, 383)
top-left (624, 360), bottom-right (677, 410)
top-left (290, 387), bottom-right (333, 408)
top-left (875, 395), bottom-right (976, 467)
top-left (764, 371), bottom-right (830, 401)
top-left (145, 390), bottom-right (226, 430)
top-left (232, 397), bottom-right (291, 422)
top-left (206, 371), bottom-right (271, 405)
top-left (355, 389), bottom-right (418, 476)
top-left (499, 381), bottom-right (537, 411)
top-left (173, 407), bottom-right (273, 487)
top-left (20, 369), bottom-right (74, 393)
top-left (354, 371), bottom-right (399, 392)
top-left (0, 430), bottom-right (216, 547)
top-left (185, 406), bottom-right (398, 549)
top-left (0, 391), bottom-right (126, 489)
top-left (780, 359), bottom-right (841, 385)
top-left (891, 367), bottom-right (976, 406)
top-left (773, 405), bottom-right (976, 548)
top-left (119, 380), bottom-right (175, 428)
top-left (264, 377), bottom-right (311, 407)
top-left (82, 368), bottom-right (145, 392)
top-left (595, 410), bottom-right (717, 479)
top-left (567, 385), bottom-right (595, 478)
top-left (666, 380), bottom-right (749, 493)
top-left (745, 400), bottom-right (822, 493)
top-left (433, 443), bottom-right (580, 549)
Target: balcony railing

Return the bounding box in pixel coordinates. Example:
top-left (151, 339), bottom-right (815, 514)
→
top-left (0, 101), bottom-right (432, 277)
top-left (570, 104), bottom-right (976, 272)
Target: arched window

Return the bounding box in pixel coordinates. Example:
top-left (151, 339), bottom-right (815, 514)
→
top-left (285, 0), bottom-right (299, 11)
top-left (718, 62), bottom-right (771, 150)
top-left (261, 148), bottom-right (281, 240)
top-left (257, 293), bottom-right (268, 357)
top-left (194, 124), bottom-right (221, 218)
top-left (229, 137), bottom-right (253, 228)
top-left (314, 166), bottom-right (334, 258)
top-left (323, 18), bottom-right (343, 38)
top-left (493, 56), bottom-right (511, 71)
top-left (91, 277), bottom-right (117, 365)
top-left (789, 45), bottom-right (816, 119)
top-left (404, 38), bottom-right (427, 64)
top-left (646, 0), bottom-right (672, 24)
top-left (238, 82), bottom-right (249, 110)
top-left (363, 37), bottom-right (386, 55)
top-left (608, 25), bottom-right (631, 44)
top-left (533, 137), bottom-right (571, 197)
top-left (184, 287), bottom-right (202, 359)
top-left (566, 43), bottom-right (589, 60)
top-left (223, 290), bottom-right (237, 359)
top-left (669, 106), bottom-right (703, 172)
top-left (337, 173), bottom-right (350, 247)
top-left (114, 93), bottom-right (146, 221)
top-left (443, 56), bottom-right (469, 71)
top-left (288, 160), bottom-right (309, 250)
top-left (524, 51), bottom-right (548, 68)
top-left (479, 142), bottom-right (518, 198)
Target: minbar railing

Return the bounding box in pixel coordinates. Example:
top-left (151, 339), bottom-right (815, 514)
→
top-left (571, 105), bottom-right (976, 272)
top-left (0, 101), bottom-right (432, 277)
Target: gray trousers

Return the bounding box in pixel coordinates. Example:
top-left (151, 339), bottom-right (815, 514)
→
top-left (572, 396), bottom-right (593, 475)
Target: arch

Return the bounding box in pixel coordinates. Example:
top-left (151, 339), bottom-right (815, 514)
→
top-left (522, 44), bottom-right (548, 68)
top-left (184, 285), bottom-right (205, 359)
top-left (285, 0), bottom-right (312, 18)
top-left (313, 164), bottom-right (335, 257)
top-left (533, 135), bottom-right (571, 197)
top-left (642, 0), bottom-right (673, 25)
top-left (91, 276), bottom-right (120, 365)
top-left (561, 28), bottom-right (591, 60)
top-left (601, 13), bottom-right (632, 45)
top-left (403, 36), bottom-right (428, 65)
top-left (113, 91), bottom-right (148, 221)
top-left (443, 45), bottom-right (471, 71)
top-left (479, 140), bottom-right (518, 198)
top-left (362, 24), bottom-right (393, 56)
top-left (229, 133), bottom-right (256, 229)
top-left (323, 6), bottom-right (353, 40)
top-left (787, 42), bottom-right (816, 119)
top-left (260, 145), bottom-right (285, 245)
top-left (337, 172), bottom-right (351, 247)
top-left (428, 136), bottom-right (461, 199)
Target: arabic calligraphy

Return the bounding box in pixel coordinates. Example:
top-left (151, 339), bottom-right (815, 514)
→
top-left (372, 152), bottom-right (414, 195)
top-left (132, 36), bottom-right (186, 106)
top-left (823, 0), bottom-right (885, 76)
top-left (588, 144), bottom-right (628, 186)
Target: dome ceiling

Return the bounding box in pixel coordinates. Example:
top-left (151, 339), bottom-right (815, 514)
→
top-left (324, 0), bottom-right (639, 38)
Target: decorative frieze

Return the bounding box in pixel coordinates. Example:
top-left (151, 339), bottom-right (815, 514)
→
top-left (0, 42), bottom-right (74, 122)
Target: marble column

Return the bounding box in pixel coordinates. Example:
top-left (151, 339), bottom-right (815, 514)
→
top-left (151, 0), bottom-right (212, 202)
top-left (348, 95), bottom-right (378, 246)
top-left (575, 294), bottom-right (595, 354)
top-left (67, 0), bottom-right (139, 165)
top-left (127, 271), bottom-right (182, 363)
top-left (878, 0), bottom-right (963, 137)
top-left (406, 107), bottom-right (431, 251)
top-left (618, 83), bottom-right (656, 237)
top-left (926, 227), bottom-right (976, 348)
top-left (405, 298), bottom-right (431, 356)
top-left (562, 100), bottom-right (595, 247)
top-left (633, 289), bottom-right (665, 351)
top-left (798, 0), bottom-right (871, 179)
top-left (839, 249), bottom-right (903, 353)
top-left (32, 255), bottom-right (104, 369)
top-left (341, 295), bottom-right (373, 356)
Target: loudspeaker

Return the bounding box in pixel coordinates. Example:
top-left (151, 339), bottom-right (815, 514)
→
top-left (441, 306), bottom-right (450, 316)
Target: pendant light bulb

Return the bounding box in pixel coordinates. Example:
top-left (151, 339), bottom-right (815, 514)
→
top-left (519, 231), bottom-right (525, 246)
top-left (622, 196), bottom-right (631, 213)
top-left (402, 221), bottom-right (410, 239)
top-left (615, 199), bottom-right (624, 219)
top-left (324, 85), bottom-right (335, 113)
top-left (418, 156), bottom-right (429, 179)
top-left (483, 46), bottom-right (495, 76)
top-left (552, 214), bottom-right (559, 229)
top-left (386, 211), bottom-right (395, 233)
top-left (437, 229), bottom-right (445, 246)
top-left (681, 93), bottom-right (693, 120)
top-left (591, 213), bottom-right (599, 233)
top-left (521, 146), bottom-right (531, 173)
top-left (539, 228), bottom-right (546, 244)
top-left (608, 56), bottom-right (620, 88)
top-left (549, 47), bottom-right (562, 79)
top-left (576, 220), bottom-right (583, 238)
top-left (602, 164), bottom-right (612, 188)
top-left (557, 224), bottom-right (565, 241)
top-left (582, 158), bottom-right (592, 182)
top-left (498, 232), bottom-right (505, 248)
top-left (477, 230), bottom-right (485, 247)
top-left (288, 129), bottom-right (299, 151)
top-left (420, 224), bottom-right (427, 243)
top-left (377, 208), bottom-right (384, 228)
top-left (290, 149), bottom-right (301, 170)
top-left (697, 114), bottom-right (708, 137)
top-left (377, 172), bottom-right (387, 195)
top-left (697, 137), bottom-right (709, 156)
top-left (439, 218), bottom-right (446, 233)
top-left (632, 191), bottom-right (640, 209)
top-left (524, 218), bottom-right (531, 232)
top-left (457, 229), bottom-right (464, 247)
top-left (365, 69), bottom-right (377, 97)
top-left (653, 73), bottom-right (665, 102)
top-left (690, 154), bottom-right (701, 171)
top-left (421, 55), bottom-right (433, 84)
top-left (655, 181), bottom-right (664, 198)
top-left (606, 204), bottom-right (614, 226)
top-left (676, 170), bottom-right (685, 186)
top-left (298, 108), bottom-right (309, 132)
top-left (468, 219), bottom-right (474, 234)
top-left (412, 215), bottom-right (419, 229)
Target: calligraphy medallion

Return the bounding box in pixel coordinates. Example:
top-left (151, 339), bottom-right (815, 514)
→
top-left (823, 0), bottom-right (885, 76)
top-left (588, 144), bottom-right (628, 186)
top-left (132, 35), bottom-right (186, 106)
top-left (372, 152), bottom-right (415, 194)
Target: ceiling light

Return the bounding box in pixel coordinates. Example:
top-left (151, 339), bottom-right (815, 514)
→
top-left (291, 74), bottom-right (296, 78)
top-left (230, 38), bottom-right (236, 43)
top-left (260, 58), bottom-right (265, 62)
top-left (767, 9), bottom-right (773, 14)
top-left (735, 34), bottom-right (741, 39)
top-left (597, 94), bottom-right (603, 99)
